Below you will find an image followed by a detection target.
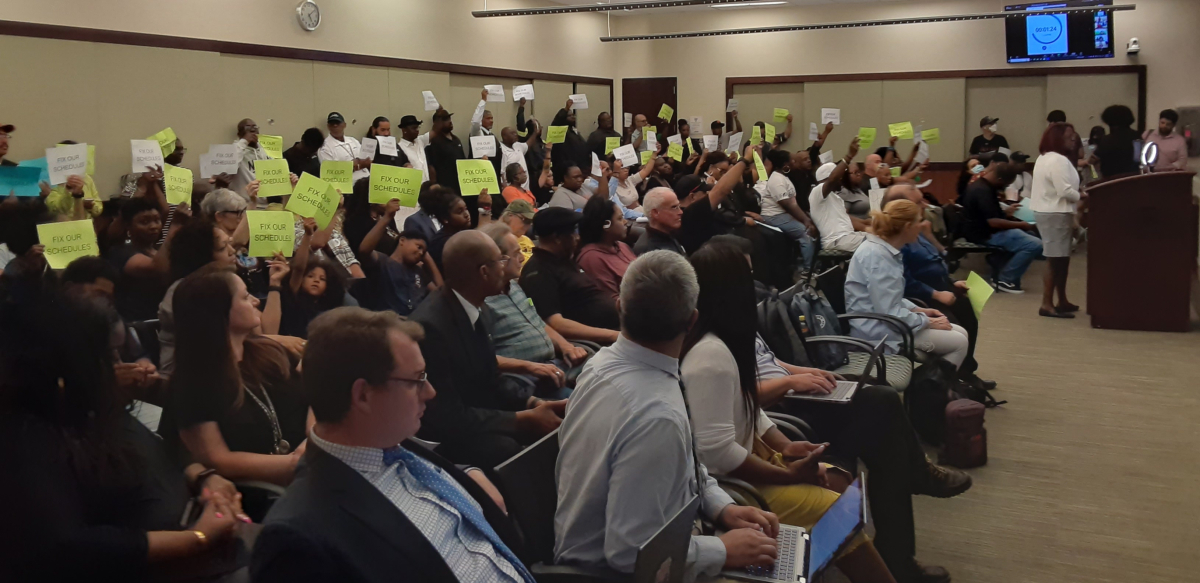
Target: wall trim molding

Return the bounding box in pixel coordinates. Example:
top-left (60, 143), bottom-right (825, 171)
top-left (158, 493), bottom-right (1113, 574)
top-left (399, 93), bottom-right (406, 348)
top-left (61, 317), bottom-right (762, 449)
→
top-left (726, 64), bottom-right (1148, 132)
top-left (0, 20), bottom-right (614, 87)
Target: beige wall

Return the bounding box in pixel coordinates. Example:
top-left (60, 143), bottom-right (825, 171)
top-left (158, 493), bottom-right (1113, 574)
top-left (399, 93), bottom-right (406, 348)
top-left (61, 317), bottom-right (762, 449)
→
top-left (611, 0), bottom-right (1200, 143)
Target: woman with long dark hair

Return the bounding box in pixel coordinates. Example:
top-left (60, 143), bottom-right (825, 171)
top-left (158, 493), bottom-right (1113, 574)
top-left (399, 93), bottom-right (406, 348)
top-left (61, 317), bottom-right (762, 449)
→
top-left (576, 196), bottom-right (635, 300)
top-left (166, 270), bottom-right (311, 486)
top-left (1032, 123), bottom-right (1084, 318)
top-left (0, 292), bottom-right (247, 582)
top-left (158, 218), bottom-right (238, 378)
top-left (680, 243), bottom-right (896, 582)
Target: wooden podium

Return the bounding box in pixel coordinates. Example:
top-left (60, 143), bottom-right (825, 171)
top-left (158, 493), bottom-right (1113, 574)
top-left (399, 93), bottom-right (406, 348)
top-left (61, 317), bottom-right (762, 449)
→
top-left (1087, 171), bottom-right (1198, 331)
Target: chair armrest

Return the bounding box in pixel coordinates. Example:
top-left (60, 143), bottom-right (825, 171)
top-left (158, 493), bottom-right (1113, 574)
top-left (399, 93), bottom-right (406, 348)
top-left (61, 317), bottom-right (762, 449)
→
top-left (531, 563), bottom-right (628, 583)
top-left (907, 297), bottom-right (929, 308)
top-left (570, 340), bottom-right (604, 352)
top-left (235, 480), bottom-right (287, 497)
top-left (714, 475), bottom-right (771, 513)
top-left (803, 336), bottom-right (884, 380)
top-left (837, 313), bottom-right (916, 360)
top-left (764, 412), bottom-right (815, 442)
top-left (767, 418), bottom-right (806, 442)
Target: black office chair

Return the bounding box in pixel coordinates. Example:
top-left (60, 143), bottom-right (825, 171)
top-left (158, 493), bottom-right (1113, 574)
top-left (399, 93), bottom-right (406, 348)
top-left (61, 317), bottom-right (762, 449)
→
top-left (493, 431), bottom-right (623, 583)
top-left (126, 319), bottom-right (162, 368)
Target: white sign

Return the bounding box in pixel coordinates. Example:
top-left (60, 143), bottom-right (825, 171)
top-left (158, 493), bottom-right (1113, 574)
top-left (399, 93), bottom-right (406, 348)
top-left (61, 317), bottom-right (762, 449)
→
top-left (819, 151), bottom-right (834, 165)
top-left (726, 132), bottom-right (743, 153)
top-left (46, 143), bottom-right (88, 186)
top-left (590, 152), bottom-right (602, 177)
top-left (470, 136), bottom-right (497, 158)
top-left (207, 144), bottom-right (240, 175)
top-left (821, 108), bottom-right (841, 125)
top-left (869, 188), bottom-right (887, 212)
top-left (484, 85), bottom-right (506, 102)
top-left (869, 177), bottom-right (881, 191)
top-left (915, 142), bottom-right (931, 165)
top-left (512, 84), bottom-right (535, 101)
top-left (703, 135), bottom-right (719, 151)
top-left (726, 99), bottom-right (739, 113)
top-left (998, 147), bottom-right (1013, 156)
top-left (422, 90), bottom-right (440, 112)
top-left (199, 153), bottom-right (219, 179)
top-left (377, 136), bottom-right (398, 157)
top-left (623, 112), bottom-right (633, 127)
top-left (131, 139), bottom-right (164, 173)
top-left (646, 131), bottom-right (658, 151)
top-left (666, 134), bottom-right (682, 146)
top-left (568, 94), bottom-right (589, 110)
top-left (360, 137), bottom-right (378, 160)
top-left (613, 144), bottom-right (638, 168)
top-left (689, 116), bottom-right (704, 133)
top-left (809, 122), bottom-right (819, 141)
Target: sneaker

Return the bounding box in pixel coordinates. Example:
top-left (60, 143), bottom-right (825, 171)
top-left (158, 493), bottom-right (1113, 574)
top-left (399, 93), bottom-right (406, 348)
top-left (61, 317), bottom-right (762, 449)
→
top-left (995, 280), bottom-right (1024, 294)
top-left (914, 459), bottom-right (973, 498)
top-left (894, 559), bottom-right (952, 583)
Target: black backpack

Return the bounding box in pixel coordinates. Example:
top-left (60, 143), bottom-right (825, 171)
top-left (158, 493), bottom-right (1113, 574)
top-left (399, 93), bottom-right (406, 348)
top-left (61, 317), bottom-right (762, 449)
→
top-left (757, 291), bottom-right (815, 368)
top-left (904, 358), bottom-right (959, 445)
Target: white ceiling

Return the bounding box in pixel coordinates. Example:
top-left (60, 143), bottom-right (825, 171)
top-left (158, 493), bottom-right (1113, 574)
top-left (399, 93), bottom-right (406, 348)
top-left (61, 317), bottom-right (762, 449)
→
top-left (539, 0), bottom-right (902, 12)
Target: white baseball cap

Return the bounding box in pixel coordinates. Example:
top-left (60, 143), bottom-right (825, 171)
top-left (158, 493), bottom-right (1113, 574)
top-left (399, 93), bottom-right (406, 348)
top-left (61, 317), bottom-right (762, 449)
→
top-left (815, 162), bottom-right (838, 182)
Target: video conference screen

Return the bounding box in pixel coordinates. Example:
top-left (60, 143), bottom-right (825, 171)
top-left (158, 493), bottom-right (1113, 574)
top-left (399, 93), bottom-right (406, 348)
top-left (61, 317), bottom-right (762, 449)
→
top-left (1005, 0), bottom-right (1114, 63)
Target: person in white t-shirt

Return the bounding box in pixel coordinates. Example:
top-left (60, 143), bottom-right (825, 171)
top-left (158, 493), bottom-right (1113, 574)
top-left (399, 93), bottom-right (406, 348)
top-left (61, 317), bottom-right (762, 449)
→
top-left (753, 148), bottom-right (816, 266)
top-left (498, 127), bottom-right (530, 190)
top-left (318, 112), bottom-right (370, 183)
top-left (808, 138), bottom-right (869, 253)
top-left (398, 115), bottom-right (431, 184)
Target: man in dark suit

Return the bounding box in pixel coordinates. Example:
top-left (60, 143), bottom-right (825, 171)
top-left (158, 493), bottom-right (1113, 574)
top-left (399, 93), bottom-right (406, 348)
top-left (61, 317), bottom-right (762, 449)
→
top-left (410, 230), bottom-right (566, 468)
top-left (251, 307), bottom-right (535, 583)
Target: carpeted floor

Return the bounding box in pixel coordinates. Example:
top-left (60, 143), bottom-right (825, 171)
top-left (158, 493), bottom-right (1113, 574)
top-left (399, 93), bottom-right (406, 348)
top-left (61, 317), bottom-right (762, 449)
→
top-left (911, 250), bottom-right (1200, 583)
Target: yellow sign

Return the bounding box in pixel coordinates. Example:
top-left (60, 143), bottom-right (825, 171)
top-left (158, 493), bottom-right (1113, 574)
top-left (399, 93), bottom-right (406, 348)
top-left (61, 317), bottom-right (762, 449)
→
top-left (286, 173), bottom-right (339, 229)
top-left (37, 219), bottom-right (99, 269)
top-left (370, 164), bottom-right (423, 206)
top-left (888, 122), bottom-right (915, 140)
top-left (667, 143), bottom-right (684, 161)
top-left (149, 127), bottom-right (177, 158)
top-left (857, 127), bottom-right (877, 149)
top-left (254, 158), bottom-right (292, 198)
top-left (753, 151), bottom-right (769, 182)
top-left (658, 103), bottom-right (674, 122)
top-left (965, 271), bottom-right (995, 319)
top-left (773, 108), bottom-right (789, 124)
top-left (163, 164), bottom-right (193, 205)
top-left (605, 136), bottom-right (621, 155)
top-left (259, 135), bottom-right (285, 160)
top-left (764, 124), bottom-right (776, 144)
top-left (456, 160), bottom-right (500, 196)
top-left (320, 160), bottom-right (354, 193)
top-left (920, 128), bottom-right (941, 145)
top-left (640, 150), bottom-right (653, 166)
top-left (546, 126), bottom-right (568, 144)
top-left (750, 125), bottom-right (762, 146)
top-left (247, 210), bottom-right (295, 258)
top-left (890, 166), bottom-right (902, 178)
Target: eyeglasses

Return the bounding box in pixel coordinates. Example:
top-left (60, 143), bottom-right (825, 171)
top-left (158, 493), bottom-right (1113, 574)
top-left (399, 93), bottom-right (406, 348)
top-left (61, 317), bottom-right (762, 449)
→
top-left (492, 255), bottom-right (511, 267)
top-left (245, 126), bottom-right (260, 133)
top-left (388, 372), bottom-right (428, 388)
top-left (0, 133), bottom-right (9, 139)
top-left (222, 210), bottom-right (246, 217)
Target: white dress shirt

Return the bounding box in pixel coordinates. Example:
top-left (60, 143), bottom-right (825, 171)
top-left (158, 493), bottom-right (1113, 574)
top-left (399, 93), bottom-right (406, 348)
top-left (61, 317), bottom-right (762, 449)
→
top-left (308, 429), bottom-right (524, 583)
top-left (499, 142), bottom-right (529, 189)
top-left (401, 133), bottom-right (432, 183)
top-left (453, 289), bottom-right (481, 327)
top-left (1030, 151), bottom-right (1081, 214)
top-left (318, 135), bottom-right (368, 183)
top-left (555, 335), bottom-right (734, 580)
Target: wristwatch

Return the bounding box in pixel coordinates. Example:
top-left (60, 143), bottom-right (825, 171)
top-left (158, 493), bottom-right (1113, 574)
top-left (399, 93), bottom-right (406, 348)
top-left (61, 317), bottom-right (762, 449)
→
top-left (192, 468), bottom-right (218, 495)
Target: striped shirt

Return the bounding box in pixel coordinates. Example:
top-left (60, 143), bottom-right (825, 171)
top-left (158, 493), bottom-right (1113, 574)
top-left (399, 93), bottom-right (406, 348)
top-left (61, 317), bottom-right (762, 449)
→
top-left (485, 282), bottom-right (556, 363)
top-left (308, 430), bottom-right (524, 583)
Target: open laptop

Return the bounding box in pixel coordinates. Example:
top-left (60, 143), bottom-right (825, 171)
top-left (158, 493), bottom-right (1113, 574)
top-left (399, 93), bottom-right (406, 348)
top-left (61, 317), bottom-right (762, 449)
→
top-left (633, 495), bottom-right (700, 583)
top-left (722, 476), bottom-right (869, 583)
top-left (786, 338), bottom-right (887, 404)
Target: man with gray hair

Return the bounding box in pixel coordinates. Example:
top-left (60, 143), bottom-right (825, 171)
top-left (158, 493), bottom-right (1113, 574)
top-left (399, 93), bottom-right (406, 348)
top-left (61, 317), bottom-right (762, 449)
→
top-left (556, 250), bottom-right (781, 579)
top-left (633, 186), bottom-right (686, 255)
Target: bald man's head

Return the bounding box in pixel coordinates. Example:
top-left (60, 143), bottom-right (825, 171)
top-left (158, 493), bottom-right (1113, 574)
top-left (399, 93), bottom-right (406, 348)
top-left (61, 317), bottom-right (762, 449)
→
top-left (442, 230), bottom-right (505, 301)
top-left (882, 184), bottom-right (922, 207)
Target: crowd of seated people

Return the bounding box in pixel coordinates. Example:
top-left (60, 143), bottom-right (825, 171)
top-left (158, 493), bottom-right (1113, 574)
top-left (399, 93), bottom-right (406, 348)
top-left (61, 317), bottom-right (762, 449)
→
top-left (1, 96), bottom-right (1183, 583)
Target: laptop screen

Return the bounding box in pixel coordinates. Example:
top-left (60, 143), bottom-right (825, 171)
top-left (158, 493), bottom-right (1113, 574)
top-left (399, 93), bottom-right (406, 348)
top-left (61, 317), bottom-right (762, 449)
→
top-left (808, 479), bottom-right (865, 578)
